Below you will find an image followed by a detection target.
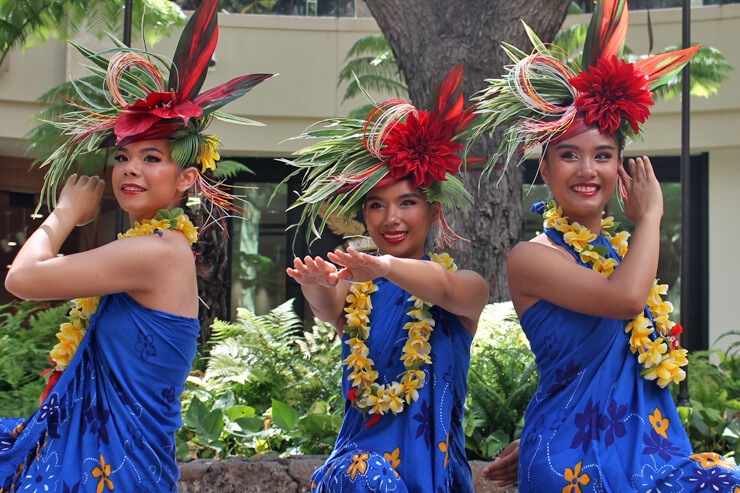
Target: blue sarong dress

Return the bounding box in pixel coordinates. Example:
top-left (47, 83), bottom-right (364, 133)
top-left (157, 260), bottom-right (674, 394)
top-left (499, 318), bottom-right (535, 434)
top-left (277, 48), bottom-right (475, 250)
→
top-left (311, 268), bottom-right (474, 493)
top-left (0, 292), bottom-right (199, 492)
top-left (518, 217), bottom-right (740, 492)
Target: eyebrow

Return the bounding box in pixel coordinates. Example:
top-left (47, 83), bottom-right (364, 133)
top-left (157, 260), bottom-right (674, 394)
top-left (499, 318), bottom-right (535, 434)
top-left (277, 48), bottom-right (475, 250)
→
top-left (554, 143), bottom-right (616, 151)
top-left (116, 147), bottom-right (164, 155)
top-left (365, 192), bottom-right (424, 202)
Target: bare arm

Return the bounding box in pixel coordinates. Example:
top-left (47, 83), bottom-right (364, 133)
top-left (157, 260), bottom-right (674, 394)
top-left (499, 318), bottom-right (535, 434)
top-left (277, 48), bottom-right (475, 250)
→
top-left (6, 175), bottom-right (198, 316)
top-left (328, 248), bottom-right (489, 335)
top-left (286, 256), bottom-right (350, 334)
top-left (508, 156), bottom-right (663, 319)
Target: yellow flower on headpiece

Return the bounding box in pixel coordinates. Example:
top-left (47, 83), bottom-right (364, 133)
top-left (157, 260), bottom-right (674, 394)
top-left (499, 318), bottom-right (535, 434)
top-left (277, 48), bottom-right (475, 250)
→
top-left (197, 134), bottom-right (221, 173)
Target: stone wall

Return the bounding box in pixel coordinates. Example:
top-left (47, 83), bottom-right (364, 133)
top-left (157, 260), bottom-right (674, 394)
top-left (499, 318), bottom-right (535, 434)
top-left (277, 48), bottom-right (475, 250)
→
top-left (178, 456), bottom-right (517, 492)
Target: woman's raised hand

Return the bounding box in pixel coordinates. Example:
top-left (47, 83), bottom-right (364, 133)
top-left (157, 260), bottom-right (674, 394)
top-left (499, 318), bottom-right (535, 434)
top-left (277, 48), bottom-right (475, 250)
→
top-left (327, 248), bottom-right (391, 283)
top-left (619, 156), bottom-right (663, 225)
top-left (286, 256), bottom-right (341, 288)
top-left (56, 174), bottom-right (105, 227)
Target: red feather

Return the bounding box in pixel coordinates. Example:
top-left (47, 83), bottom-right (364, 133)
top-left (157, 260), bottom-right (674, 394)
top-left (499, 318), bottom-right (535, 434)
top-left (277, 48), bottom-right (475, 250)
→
top-left (195, 73), bottom-right (276, 115)
top-left (168, 0), bottom-right (219, 101)
top-left (633, 45), bottom-right (701, 89)
top-left (583, 0), bottom-right (629, 69)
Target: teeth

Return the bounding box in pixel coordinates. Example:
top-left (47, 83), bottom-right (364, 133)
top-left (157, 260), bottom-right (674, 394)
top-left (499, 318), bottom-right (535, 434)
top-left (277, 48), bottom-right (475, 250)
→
top-left (572, 185), bottom-right (598, 192)
top-left (384, 232), bottom-right (406, 239)
top-left (122, 186), bottom-right (145, 191)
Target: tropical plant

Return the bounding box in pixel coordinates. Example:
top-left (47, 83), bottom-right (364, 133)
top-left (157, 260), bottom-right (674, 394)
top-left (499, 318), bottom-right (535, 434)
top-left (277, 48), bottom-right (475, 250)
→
top-left (337, 34), bottom-right (407, 118)
top-left (465, 302), bottom-right (538, 460)
top-left (177, 300), bottom-right (344, 459)
top-left (0, 0), bottom-right (185, 69)
top-left (676, 332), bottom-right (740, 461)
top-left (0, 300), bottom-right (70, 417)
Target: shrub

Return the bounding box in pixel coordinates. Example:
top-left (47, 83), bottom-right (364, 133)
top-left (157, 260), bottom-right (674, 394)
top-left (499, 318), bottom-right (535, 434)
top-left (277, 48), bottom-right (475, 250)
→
top-left (0, 301), bottom-right (70, 417)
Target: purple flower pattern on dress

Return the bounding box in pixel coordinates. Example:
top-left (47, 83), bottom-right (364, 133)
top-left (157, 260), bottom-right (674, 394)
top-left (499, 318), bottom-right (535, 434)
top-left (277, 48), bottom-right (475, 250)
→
top-left (570, 398), bottom-right (607, 453)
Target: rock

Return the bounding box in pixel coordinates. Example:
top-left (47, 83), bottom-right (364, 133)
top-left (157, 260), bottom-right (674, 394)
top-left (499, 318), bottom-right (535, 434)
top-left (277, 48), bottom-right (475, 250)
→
top-left (178, 457), bottom-right (518, 492)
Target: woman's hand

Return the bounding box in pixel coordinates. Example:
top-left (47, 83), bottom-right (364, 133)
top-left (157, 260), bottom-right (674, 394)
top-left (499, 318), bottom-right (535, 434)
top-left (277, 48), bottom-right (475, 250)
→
top-left (286, 256), bottom-right (341, 288)
top-left (55, 174), bottom-right (105, 227)
top-left (327, 247), bottom-right (391, 283)
top-left (481, 439), bottom-right (519, 486)
top-left (619, 156), bottom-right (663, 225)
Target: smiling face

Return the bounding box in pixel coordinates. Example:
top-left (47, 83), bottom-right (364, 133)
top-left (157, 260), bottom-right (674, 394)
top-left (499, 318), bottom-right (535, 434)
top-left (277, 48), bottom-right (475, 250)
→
top-left (362, 179), bottom-right (440, 260)
top-left (541, 128), bottom-right (622, 230)
top-left (112, 139), bottom-right (197, 225)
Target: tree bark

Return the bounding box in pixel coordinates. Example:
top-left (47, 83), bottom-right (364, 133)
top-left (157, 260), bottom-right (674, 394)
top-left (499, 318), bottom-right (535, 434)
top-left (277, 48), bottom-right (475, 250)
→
top-left (363, 0), bottom-right (571, 301)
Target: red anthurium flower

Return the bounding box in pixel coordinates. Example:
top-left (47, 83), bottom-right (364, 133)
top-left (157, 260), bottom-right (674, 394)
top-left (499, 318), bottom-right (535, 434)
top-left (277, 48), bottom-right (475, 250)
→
top-left (382, 110), bottom-right (463, 189)
top-left (570, 55), bottom-right (654, 135)
top-left (364, 413), bottom-right (381, 429)
top-left (348, 388), bottom-right (357, 402)
top-left (114, 91), bottom-right (203, 141)
top-left (671, 324), bottom-right (683, 337)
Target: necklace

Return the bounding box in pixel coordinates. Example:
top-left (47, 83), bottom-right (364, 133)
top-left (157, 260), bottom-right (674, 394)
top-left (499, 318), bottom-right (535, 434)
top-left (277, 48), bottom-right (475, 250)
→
top-left (542, 199), bottom-right (687, 388)
top-left (41, 209), bottom-right (198, 400)
top-left (343, 253), bottom-right (457, 424)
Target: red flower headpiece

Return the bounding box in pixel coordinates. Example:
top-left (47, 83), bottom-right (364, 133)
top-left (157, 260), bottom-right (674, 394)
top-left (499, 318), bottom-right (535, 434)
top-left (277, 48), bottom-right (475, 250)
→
top-left (470, 0), bottom-right (701, 174)
top-left (570, 55), bottom-right (654, 135)
top-left (284, 64), bottom-right (480, 247)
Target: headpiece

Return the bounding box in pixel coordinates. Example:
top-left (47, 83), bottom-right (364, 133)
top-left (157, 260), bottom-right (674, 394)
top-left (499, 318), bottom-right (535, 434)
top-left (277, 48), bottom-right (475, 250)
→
top-left (283, 64), bottom-right (479, 247)
top-left (38, 0), bottom-right (274, 225)
top-left (470, 0), bottom-right (700, 171)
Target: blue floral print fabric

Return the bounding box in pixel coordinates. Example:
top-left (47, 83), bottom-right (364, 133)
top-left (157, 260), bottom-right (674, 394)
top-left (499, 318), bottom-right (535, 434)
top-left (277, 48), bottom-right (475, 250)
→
top-left (518, 214), bottom-right (740, 492)
top-left (0, 292), bottom-right (199, 492)
top-left (312, 266), bottom-right (474, 493)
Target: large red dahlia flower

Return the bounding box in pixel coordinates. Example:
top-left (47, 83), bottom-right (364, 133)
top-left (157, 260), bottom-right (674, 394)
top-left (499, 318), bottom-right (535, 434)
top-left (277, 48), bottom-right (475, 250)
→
top-left (570, 55), bottom-right (654, 135)
top-left (382, 110), bottom-right (463, 189)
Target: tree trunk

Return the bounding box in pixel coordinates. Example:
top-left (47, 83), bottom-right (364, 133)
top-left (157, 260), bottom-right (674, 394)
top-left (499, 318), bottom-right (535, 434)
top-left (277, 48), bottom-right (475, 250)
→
top-left (195, 224), bottom-right (229, 345)
top-left (363, 0), bottom-right (571, 301)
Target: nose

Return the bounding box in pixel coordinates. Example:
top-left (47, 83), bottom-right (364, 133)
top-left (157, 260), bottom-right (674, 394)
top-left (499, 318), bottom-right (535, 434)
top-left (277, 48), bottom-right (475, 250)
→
top-left (384, 204), bottom-right (400, 226)
top-left (121, 157), bottom-right (140, 176)
top-left (577, 157), bottom-right (596, 177)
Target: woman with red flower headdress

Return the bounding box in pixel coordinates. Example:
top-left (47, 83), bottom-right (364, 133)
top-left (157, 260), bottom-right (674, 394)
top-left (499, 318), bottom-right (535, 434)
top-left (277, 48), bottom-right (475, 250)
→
top-left (0, 0), bottom-right (273, 491)
top-left (284, 65), bottom-right (489, 493)
top-left (473, 0), bottom-right (740, 490)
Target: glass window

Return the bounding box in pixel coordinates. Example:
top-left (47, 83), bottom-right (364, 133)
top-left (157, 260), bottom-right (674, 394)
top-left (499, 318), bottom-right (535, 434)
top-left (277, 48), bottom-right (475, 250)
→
top-left (229, 182), bottom-right (289, 317)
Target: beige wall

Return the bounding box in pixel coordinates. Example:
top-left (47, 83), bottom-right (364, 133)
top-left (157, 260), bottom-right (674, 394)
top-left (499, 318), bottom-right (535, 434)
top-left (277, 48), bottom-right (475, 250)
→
top-left (2, 5), bottom-right (740, 344)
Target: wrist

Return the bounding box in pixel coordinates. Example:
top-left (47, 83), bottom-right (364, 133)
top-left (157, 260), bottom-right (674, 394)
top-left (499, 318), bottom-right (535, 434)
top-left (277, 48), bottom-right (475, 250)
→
top-left (49, 206), bottom-right (79, 231)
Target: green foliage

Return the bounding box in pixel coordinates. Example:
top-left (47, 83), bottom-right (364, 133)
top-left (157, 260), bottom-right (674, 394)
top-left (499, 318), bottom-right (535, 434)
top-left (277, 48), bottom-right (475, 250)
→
top-left (0, 0), bottom-right (185, 68)
top-left (676, 332), bottom-right (740, 460)
top-left (177, 300), bottom-right (344, 459)
top-left (338, 34), bottom-right (407, 108)
top-left (465, 303), bottom-right (537, 460)
top-left (0, 300), bottom-right (70, 417)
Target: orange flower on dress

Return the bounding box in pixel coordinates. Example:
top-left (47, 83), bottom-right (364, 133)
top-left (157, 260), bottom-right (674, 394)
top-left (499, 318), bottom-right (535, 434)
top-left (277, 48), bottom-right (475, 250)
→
top-left (346, 453), bottom-right (370, 480)
top-left (563, 461), bottom-right (591, 493)
top-left (649, 407), bottom-right (670, 439)
top-left (91, 453), bottom-right (114, 493)
top-left (384, 447), bottom-right (401, 477)
top-left (438, 435), bottom-right (450, 468)
top-left (690, 452), bottom-right (738, 470)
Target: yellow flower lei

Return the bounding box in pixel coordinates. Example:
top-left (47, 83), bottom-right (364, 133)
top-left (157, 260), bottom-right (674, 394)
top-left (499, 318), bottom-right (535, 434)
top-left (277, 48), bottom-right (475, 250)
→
top-left (343, 253), bottom-right (457, 417)
top-left (542, 200), bottom-right (688, 388)
top-left (47, 209), bottom-right (197, 374)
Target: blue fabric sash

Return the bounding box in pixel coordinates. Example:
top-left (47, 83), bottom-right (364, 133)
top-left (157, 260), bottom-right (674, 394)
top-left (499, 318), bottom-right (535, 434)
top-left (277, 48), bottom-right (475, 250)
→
top-left (517, 204), bottom-right (740, 491)
top-left (0, 292), bottom-right (199, 492)
top-left (312, 267), bottom-right (474, 493)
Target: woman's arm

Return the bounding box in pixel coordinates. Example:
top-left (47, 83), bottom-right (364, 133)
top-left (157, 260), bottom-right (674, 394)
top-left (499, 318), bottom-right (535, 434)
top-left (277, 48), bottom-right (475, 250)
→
top-left (508, 156), bottom-right (663, 320)
top-left (328, 249), bottom-right (489, 335)
top-left (286, 256), bottom-right (351, 334)
top-left (5, 175), bottom-right (197, 311)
